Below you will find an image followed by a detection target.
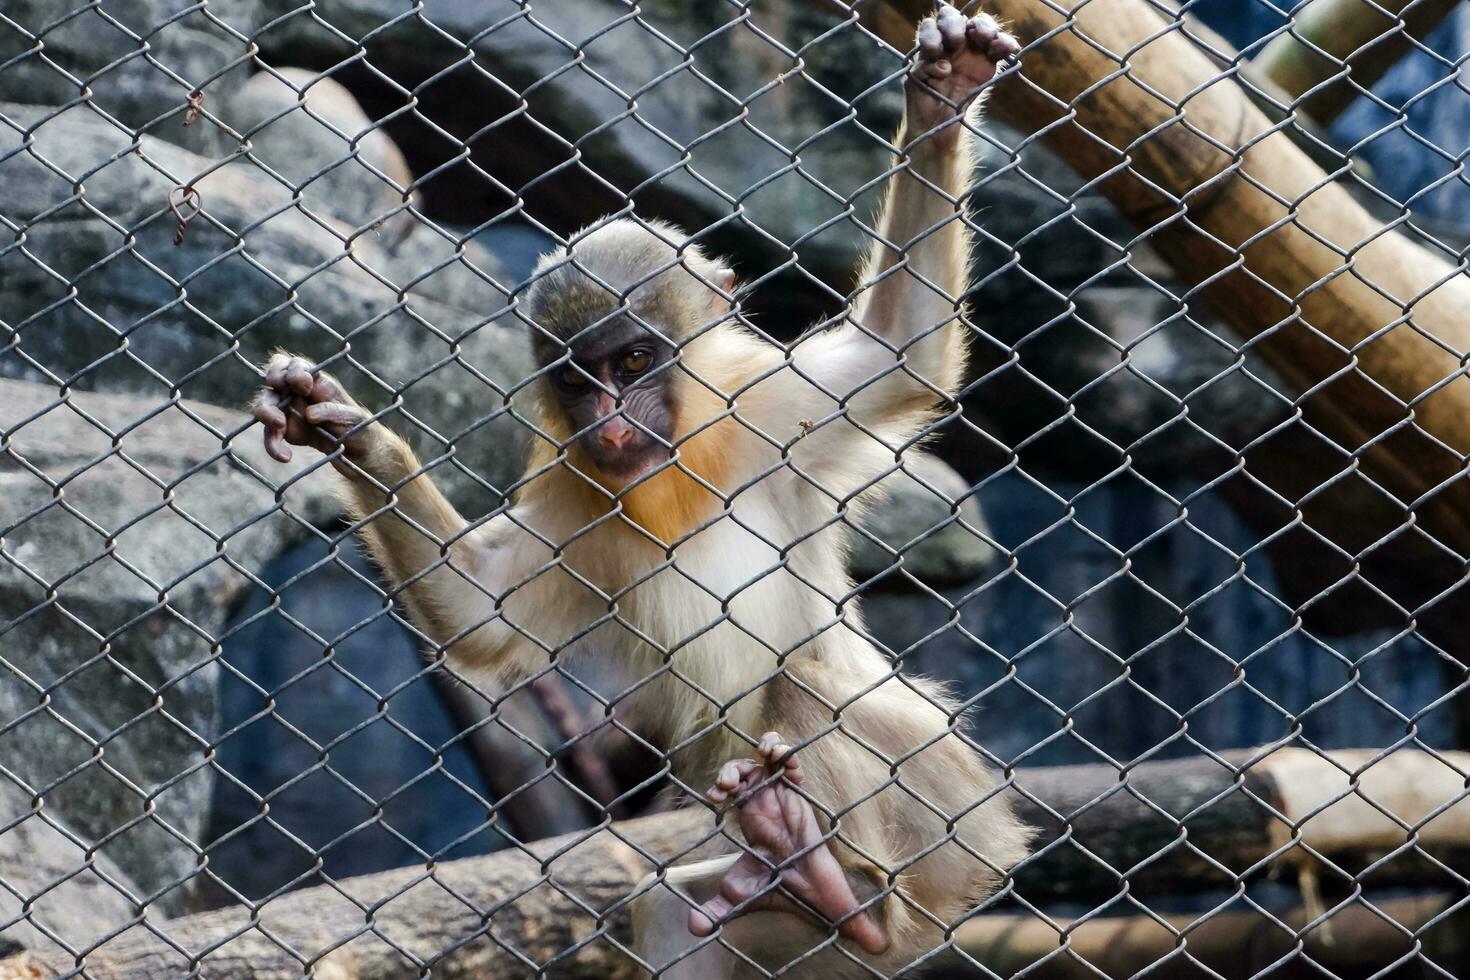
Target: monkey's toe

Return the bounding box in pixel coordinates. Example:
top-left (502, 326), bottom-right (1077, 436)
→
top-left (935, 4), bottom-right (968, 52)
top-left (700, 775), bottom-right (890, 955)
top-left (707, 759), bottom-right (763, 803)
top-left (963, 13), bottom-right (1018, 60)
top-left (975, 22), bottom-right (1020, 63)
top-left (756, 732), bottom-right (802, 784)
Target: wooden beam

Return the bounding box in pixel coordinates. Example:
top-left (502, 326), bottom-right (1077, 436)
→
top-left (0, 810), bottom-right (708, 980)
top-left (1255, 0), bottom-right (1460, 125)
top-left (865, 0), bottom-right (1470, 569)
top-left (4, 750), bottom-right (1465, 979)
top-left (959, 892), bottom-right (1464, 978)
top-left (1010, 748), bottom-right (1470, 902)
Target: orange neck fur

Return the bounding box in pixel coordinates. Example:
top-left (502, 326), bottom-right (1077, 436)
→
top-left (605, 418), bottom-right (731, 544)
top-left (521, 329), bottom-right (769, 545)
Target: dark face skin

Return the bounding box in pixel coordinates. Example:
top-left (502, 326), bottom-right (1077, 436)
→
top-left (546, 319), bottom-right (678, 483)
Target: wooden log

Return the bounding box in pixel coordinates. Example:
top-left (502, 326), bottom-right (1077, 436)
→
top-left (863, 0), bottom-right (1470, 565)
top-left (1255, 0), bottom-right (1460, 125)
top-left (1009, 748), bottom-right (1470, 902)
top-left (0, 810), bottom-right (712, 980)
top-left (959, 892), bottom-right (1462, 978)
top-left (4, 750), bottom-right (1465, 979)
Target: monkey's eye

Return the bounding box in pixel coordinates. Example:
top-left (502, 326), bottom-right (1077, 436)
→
top-left (560, 366), bottom-right (590, 387)
top-left (620, 349), bottom-right (651, 375)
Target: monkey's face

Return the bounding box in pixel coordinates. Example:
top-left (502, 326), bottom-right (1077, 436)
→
top-left (547, 320), bottom-right (678, 484)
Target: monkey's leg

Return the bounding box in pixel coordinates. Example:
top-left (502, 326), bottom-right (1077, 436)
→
top-left (633, 855), bottom-right (870, 979)
top-left (632, 856), bottom-right (743, 978)
top-left (688, 733), bottom-right (890, 956)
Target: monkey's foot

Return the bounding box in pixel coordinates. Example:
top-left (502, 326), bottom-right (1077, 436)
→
top-left (908, 4), bottom-right (1021, 136)
top-left (688, 732), bottom-right (890, 955)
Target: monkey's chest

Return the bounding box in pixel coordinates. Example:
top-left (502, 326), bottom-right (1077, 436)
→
top-left (564, 494), bottom-right (846, 663)
top-left (612, 523), bottom-right (838, 664)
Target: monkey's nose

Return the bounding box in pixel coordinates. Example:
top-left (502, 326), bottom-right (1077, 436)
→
top-left (596, 418), bottom-right (637, 452)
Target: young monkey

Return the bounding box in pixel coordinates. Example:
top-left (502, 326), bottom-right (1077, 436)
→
top-left (253, 6), bottom-right (1028, 977)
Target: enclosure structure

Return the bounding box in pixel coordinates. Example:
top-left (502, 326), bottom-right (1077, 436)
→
top-left (2, 0), bottom-right (1470, 977)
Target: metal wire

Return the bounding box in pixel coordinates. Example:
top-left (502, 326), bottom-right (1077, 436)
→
top-left (2, 0), bottom-right (1469, 977)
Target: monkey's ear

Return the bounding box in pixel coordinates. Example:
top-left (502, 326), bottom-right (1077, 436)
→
top-left (711, 267), bottom-right (737, 311)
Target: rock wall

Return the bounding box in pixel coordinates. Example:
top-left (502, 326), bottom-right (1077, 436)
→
top-left (0, 379), bottom-right (336, 912)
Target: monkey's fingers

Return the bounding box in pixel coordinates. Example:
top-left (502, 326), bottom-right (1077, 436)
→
top-left (935, 4), bottom-right (967, 54)
top-left (966, 12), bottom-right (1020, 63)
top-left (916, 15), bottom-right (943, 62)
top-left (914, 20), bottom-right (952, 83)
top-left (253, 390), bottom-right (293, 463)
top-left (284, 410), bottom-right (334, 456)
top-left (263, 352), bottom-right (298, 392)
top-left (283, 356), bottom-right (317, 397)
top-left (756, 732), bottom-right (802, 783)
top-left (303, 401), bottom-right (370, 436)
top-left (307, 369), bottom-right (361, 409)
top-left (689, 894), bottom-right (737, 938)
top-left (687, 853), bottom-right (782, 938)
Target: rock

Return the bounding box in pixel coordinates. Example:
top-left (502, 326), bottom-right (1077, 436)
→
top-left (0, 0), bottom-right (258, 156)
top-left (226, 68), bottom-right (415, 239)
top-left (0, 102), bottom-right (534, 510)
top-left (859, 470), bottom-right (1458, 768)
top-left (383, 220), bottom-right (517, 324)
top-left (204, 539), bottom-right (509, 907)
top-left (0, 778), bottom-right (145, 954)
top-left (236, 1), bottom-right (1294, 480)
top-left (0, 377), bottom-right (336, 912)
top-left (252, 0), bottom-right (908, 326)
top-left (848, 455), bottom-right (996, 587)
top-left (951, 119), bottom-right (1299, 482)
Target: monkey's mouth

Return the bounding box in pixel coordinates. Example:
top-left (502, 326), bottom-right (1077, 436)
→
top-left (578, 437), bottom-right (671, 487)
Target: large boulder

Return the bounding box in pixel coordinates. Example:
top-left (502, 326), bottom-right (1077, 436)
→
top-left (0, 102), bottom-right (534, 510)
top-left (252, 0), bottom-right (909, 326)
top-left (0, 378), bottom-right (335, 912)
top-left (0, 778), bottom-right (145, 955)
top-left (0, 0), bottom-right (259, 156)
top-left (848, 454), bottom-right (996, 587)
top-left (226, 67), bottom-right (415, 240)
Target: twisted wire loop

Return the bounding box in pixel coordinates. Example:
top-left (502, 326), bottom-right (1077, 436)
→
top-left (2, 0), bottom-right (1468, 978)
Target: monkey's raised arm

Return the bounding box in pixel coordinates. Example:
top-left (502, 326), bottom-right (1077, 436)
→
top-left (774, 8), bottom-right (1017, 445)
top-left (253, 354), bottom-right (555, 669)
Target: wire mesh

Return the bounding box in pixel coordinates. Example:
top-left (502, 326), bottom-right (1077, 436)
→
top-left (2, 0), bottom-right (1469, 978)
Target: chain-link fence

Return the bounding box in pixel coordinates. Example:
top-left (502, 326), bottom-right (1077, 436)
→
top-left (3, 0), bottom-right (1470, 977)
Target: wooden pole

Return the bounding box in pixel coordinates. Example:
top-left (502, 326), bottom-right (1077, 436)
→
top-left (1255, 0), bottom-right (1460, 125)
top-left (0, 811), bottom-right (710, 980)
top-left (4, 750), bottom-right (1465, 979)
top-left (866, 0), bottom-right (1470, 567)
top-left (1010, 748), bottom-right (1470, 902)
top-left (959, 893), bottom-right (1462, 978)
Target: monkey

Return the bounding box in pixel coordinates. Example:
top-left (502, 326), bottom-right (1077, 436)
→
top-left (251, 6), bottom-right (1028, 977)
